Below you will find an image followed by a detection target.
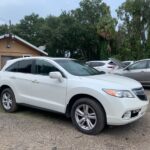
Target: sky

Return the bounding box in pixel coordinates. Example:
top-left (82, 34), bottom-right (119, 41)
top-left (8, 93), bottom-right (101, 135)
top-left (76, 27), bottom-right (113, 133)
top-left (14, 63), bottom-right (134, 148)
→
top-left (0, 0), bottom-right (125, 25)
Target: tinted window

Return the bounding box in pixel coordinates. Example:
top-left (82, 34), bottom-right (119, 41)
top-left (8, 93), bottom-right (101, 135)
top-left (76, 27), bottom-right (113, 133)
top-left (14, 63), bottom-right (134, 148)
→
top-left (89, 62), bottom-right (105, 67)
top-left (35, 60), bottom-right (59, 75)
top-left (18, 60), bottom-right (32, 73)
top-left (129, 61), bottom-right (147, 70)
top-left (6, 62), bottom-right (18, 72)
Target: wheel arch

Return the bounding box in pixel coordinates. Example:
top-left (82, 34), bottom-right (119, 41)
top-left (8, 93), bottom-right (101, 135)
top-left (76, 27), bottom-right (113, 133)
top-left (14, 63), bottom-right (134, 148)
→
top-left (65, 94), bottom-right (106, 121)
top-left (0, 85), bottom-right (13, 95)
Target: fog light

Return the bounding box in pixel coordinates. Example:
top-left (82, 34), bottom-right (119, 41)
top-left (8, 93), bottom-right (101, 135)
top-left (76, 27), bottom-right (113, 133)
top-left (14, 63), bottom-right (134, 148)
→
top-left (122, 111), bottom-right (131, 120)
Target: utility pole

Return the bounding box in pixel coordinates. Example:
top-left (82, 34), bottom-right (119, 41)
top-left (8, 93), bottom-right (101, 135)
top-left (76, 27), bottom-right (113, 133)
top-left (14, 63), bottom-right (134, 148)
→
top-left (8, 20), bottom-right (12, 34)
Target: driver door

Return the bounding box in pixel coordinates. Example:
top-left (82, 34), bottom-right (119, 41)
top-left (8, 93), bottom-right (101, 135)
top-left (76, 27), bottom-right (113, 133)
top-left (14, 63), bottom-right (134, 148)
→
top-left (31, 59), bottom-right (67, 113)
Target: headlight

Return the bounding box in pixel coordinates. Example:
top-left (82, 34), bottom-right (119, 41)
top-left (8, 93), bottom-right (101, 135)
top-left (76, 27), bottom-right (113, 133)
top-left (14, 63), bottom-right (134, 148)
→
top-left (103, 89), bottom-right (134, 98)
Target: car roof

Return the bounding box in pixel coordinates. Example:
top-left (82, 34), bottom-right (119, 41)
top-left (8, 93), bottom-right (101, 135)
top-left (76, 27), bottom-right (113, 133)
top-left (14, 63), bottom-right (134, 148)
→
top-left (7, 56), bottom-right (72, 62)
top-left (1, 57), bottom-right (73, 71)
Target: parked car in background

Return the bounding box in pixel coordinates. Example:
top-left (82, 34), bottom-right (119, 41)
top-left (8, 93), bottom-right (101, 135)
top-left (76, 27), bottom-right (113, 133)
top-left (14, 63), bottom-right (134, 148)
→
top-left (0, 57), bottom-right (149, 135)
top-left (114, 59), bottom-right (150, 87)
top-left (86, 58), bottom-right (125, 73)
top-left (122, 61), bottom-right (134, 67)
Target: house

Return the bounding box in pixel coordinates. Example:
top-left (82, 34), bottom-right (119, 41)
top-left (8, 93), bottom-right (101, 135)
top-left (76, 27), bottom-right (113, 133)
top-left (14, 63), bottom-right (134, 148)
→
top-left (0, 34), bottom-right (48, 69)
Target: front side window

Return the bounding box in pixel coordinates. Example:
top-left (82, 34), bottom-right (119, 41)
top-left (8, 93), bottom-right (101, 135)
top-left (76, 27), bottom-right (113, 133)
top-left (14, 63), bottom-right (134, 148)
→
top-left (35, 60), bottom-right (59, 75)
top-left (128, 61), bottom-right (147, 70)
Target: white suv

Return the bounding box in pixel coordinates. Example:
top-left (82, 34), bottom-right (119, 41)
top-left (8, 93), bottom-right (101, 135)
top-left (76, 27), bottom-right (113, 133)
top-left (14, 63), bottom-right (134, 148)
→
top-left (0, 57), bottom-right (149, 135)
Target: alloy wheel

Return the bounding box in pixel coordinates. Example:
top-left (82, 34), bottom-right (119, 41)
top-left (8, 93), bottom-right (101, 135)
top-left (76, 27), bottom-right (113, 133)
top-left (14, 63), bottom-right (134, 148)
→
top-left (75, 104), bottom-right (97, 131)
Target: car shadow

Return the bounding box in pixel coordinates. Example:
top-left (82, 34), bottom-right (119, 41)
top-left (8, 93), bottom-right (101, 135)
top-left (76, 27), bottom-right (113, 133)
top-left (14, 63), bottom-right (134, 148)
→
top-left (18, 105), bottom-right (70, 123)
top-left (17, 106), bottom-right (146, 136)
top-left (0, 105), bottom-right (148, 137)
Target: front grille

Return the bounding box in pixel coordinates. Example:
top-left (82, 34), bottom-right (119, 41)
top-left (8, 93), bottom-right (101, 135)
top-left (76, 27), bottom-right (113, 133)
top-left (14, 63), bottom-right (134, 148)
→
top-left (132, 88), bottom-right (148, 101)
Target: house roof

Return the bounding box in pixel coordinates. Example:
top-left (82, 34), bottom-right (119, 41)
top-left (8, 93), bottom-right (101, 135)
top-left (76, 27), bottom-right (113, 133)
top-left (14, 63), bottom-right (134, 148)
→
top-left (0, 34), bottom-right (48, 56)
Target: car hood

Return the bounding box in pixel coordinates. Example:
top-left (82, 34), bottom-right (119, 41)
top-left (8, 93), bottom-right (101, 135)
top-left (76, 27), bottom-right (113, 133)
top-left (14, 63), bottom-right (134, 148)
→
top-left (86, 74), bottom-right (142, 89)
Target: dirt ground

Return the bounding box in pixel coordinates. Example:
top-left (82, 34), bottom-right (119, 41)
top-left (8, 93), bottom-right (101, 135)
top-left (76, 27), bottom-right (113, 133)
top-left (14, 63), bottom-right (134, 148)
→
top-left (0, 90), bottom-right (150, 150)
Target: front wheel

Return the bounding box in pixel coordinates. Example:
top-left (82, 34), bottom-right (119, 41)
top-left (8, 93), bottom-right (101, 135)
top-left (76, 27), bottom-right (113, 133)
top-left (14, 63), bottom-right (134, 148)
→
top-left (71, 98), bottom-right (105, 135)
top-left (0, 88), bottom-right (18, 113)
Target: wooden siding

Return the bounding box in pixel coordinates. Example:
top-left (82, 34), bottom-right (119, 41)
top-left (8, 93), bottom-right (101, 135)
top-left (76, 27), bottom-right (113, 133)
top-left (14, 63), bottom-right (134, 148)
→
top-left (0, 38), bottom-right (45, 68)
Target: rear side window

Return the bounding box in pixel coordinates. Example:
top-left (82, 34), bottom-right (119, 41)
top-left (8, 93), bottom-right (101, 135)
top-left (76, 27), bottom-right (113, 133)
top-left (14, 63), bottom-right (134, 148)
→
top-left (5, 60), bottom-right (33, 73)
top-left (35, 60), bottom-right (60, 76)
top-left (17, 60), bottom-right (32, 73)
top-left (6, 62), bottom-right (18, 72)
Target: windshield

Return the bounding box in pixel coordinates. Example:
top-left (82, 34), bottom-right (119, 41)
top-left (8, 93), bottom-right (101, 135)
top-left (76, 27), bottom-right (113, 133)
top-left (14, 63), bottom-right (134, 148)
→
top-left (55, 59), bottom-right (104, 76)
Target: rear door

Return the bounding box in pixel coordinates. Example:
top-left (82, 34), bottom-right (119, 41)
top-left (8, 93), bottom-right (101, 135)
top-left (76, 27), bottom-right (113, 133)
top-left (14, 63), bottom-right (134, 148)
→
top-left (5, 59), bottom-right (35, 103)
top-left (122, 60), bottom-right (148, 83)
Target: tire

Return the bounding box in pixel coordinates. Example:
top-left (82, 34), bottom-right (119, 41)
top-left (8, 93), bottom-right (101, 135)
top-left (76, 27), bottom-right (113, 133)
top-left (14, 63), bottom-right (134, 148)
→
top-left (71, 98), bottom-right (105, 135)
top-left (0, 88), bottom-right (18, 113)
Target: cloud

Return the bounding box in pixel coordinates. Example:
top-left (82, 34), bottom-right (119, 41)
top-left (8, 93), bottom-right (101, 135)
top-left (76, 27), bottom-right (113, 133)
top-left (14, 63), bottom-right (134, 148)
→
top-left (0, 0), bottom-right (24, 7)
top-left (0, 0), bottom-right (80, 24)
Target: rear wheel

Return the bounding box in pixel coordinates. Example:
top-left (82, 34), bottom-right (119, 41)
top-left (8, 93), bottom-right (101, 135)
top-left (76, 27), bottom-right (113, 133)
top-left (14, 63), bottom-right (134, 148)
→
top-left (71, 98), bottom-right (105, 135)
top-left (0, 88), bottom-right (18, 113)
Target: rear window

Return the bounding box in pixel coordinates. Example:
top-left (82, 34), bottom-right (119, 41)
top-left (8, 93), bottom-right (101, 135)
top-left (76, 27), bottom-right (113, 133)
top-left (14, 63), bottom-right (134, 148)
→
top-left (88, 62), bottom-right (105, 67)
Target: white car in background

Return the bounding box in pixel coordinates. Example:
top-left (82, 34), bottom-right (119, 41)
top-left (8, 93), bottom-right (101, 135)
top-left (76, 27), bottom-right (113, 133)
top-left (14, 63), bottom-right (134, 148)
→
top-left (86, 58), bottom-right (125, 73)
top-left (0, 57), bottom-right (149, 135)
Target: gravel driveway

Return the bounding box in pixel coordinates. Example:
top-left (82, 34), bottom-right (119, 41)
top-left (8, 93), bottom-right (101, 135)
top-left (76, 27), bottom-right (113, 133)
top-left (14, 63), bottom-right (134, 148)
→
top-left (0, 90), bottom-right (150, 150)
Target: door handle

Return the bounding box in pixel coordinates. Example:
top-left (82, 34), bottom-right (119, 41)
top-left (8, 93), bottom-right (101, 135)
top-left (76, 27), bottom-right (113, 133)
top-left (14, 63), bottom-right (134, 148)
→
top-left (32, 80), bottom-right (39, 84)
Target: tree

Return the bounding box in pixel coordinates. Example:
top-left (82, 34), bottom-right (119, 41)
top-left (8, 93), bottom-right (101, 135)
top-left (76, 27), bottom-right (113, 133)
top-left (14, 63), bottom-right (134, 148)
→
top-left (0, 0), bottom-right (117, 60)
top-left (14, 13), bottom-right (45, 46)
top-left (116, 0), bottom-right (150, 60)
top-left (72, 0), bottom-right (116, 60)
top-left (0, 25), bottom-right (9, 35)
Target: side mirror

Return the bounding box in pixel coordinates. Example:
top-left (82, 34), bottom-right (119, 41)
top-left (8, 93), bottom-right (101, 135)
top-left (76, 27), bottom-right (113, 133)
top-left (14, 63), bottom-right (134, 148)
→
top-left (49, 72), bottom-right (63, 82)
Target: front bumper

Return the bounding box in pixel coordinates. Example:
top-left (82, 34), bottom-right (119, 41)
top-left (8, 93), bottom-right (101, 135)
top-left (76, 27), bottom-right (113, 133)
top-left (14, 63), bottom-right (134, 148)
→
top-left (101, 94), bottom-right (149, 125)
top-left (107, 103), bottom-right (148, 125)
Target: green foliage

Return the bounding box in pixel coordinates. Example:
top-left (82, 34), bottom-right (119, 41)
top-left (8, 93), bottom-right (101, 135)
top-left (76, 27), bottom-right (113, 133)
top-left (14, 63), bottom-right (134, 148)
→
top-left (13, 13), bottom-right (45, 46)
top-left (0, 0), bottom-right (118, 60)
top-left (116, 0), bottom-right (150, 60)
top-left (0, 25), bottom-right (9, 35)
